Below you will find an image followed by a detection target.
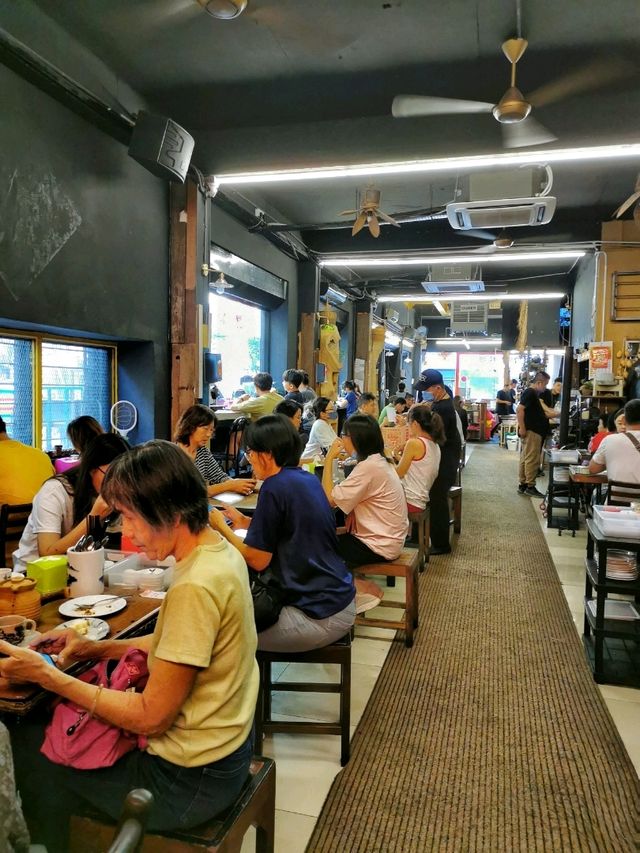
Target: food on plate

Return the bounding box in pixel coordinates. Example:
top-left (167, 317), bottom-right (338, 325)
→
top-left (69, 618), bottom-right (89, 635)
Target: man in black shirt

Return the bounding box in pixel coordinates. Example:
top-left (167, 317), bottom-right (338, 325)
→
top-left (516, 371), bottom-right (553, 497)
top-left (496, 382), bottom-right (514, 417)
top-left (415, 369), bottom-right (461, 555)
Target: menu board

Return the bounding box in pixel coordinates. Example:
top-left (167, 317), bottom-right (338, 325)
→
top-left (382, 424), bottom-right (409, 453)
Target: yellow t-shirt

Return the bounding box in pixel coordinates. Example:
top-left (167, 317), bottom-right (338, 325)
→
top-left (146, 539), bottom-right (258, 767)
top-left (0, 439), bottom-right (55, 505)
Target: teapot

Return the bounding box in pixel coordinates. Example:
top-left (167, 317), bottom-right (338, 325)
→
top-left (0, 576), bottom-right (42, 622)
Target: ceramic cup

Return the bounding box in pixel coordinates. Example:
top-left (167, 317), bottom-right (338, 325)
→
top-left (0, 568), bottom-right (12, 582)
top-left (66, 547), bottom-right (105, 598)
top-left (0, 615), bottom-right (36, 645)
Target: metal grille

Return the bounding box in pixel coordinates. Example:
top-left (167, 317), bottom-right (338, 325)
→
top-left (451, 302), bottom-right (489, 333)
top-left (611, 271), bottom-right (640, 321)
top-left (41, 342), bottom-right (111, 451)
top-left (0, 337), bottom-right (34, 445)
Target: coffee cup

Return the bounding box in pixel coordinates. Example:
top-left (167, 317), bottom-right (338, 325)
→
top-left (0, 615), bottom-right (37, 646)
top-left (66, 547), bottom-right (105, 598)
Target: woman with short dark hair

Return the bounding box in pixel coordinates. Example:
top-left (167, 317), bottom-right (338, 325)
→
top-left (301, 397), bottom-right (338, 460)
top-left (174, 404), bottom-right (254, 497)
top-left (2, 440), bottom-right (257, 851)
top-left (209, 415), bottom-right (355, 651)
top-left (13, 433), bottom-right (130, 571)
top-left (274, 398), bottom-right (304, 430)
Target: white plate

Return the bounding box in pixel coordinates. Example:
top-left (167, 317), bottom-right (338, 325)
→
top-left (59, 594), bottom-right (127, 618)
top-left (55, 618), bottom-right (110, 641)
top-left (15, 629), bottom-right (42, 649)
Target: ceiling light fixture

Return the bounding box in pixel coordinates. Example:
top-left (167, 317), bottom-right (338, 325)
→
top-left (213, 272), bottom-right (233, 295)
top-left (432, 300), bottom-right (449, 316)
top-left (319, 251), bottom-right (585, 268)
top-left (214, 144), bottom-right (640, 186)
top-left (200, 0), bottom-right (247, 20)
top-left (379, 291), bottom-right (565, 303)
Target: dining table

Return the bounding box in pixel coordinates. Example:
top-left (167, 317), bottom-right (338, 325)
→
top-left (0, 593), bottom-right (161, 716)
top-left (210, 490), bottom-right (259, 514)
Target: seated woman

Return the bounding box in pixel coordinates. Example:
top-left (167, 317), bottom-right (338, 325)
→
top-left (394, 405), bottom-right (443, 512)
top-left (175, 404), bottom-right (255, 497)
top-left (301, 397), bottom-right (338, 461)
top-left (588, 411), bottom-right (618, 453)
top-left (209, 415), bottom-right (355, 652)
top-left (12, 433), bottom-right (129, 572)
top-left (274, 398), bottom-right (303, 431)
top-left (66, 415), bottom-right (105, 456)
top-left (1, 441), bottom-right (257, 852)
top-left (322, 414), bottom-right (408, 567)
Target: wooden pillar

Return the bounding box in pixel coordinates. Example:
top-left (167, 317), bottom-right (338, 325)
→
top-left (169, 181), bottom-right (199, 437)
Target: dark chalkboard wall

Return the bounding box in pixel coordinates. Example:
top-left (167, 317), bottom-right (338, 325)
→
top-left (0, 63), bottom-right (170, 440)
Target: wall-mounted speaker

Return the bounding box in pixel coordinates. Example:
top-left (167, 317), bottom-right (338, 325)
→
top-left (128, 112), bottom-right (194, 183)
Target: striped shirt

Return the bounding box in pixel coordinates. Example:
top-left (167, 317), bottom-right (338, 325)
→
top-left (195, 447), bottom-right (229, 486)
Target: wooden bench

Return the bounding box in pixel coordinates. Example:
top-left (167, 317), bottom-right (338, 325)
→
top-left (70, 757), bottom-right (276, 853)
top-left (354, 548), bottom-right (420, 647)
top-left (255, 634), bottom-right (351, 766)
top-left (408, 506), bottom-right (430, 572)
top-left (449, 485), bottom-right (462, 534)
top-left (0, 503), bottom-right (32, 567)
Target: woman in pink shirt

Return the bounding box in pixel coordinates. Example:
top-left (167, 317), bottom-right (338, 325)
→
top-left (322, 415), bottom-right (408, 570)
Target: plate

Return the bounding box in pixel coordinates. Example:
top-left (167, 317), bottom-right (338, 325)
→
top-left (55, 618), bottom-right (110, 641)
top-left (59, 594), bottom-right (127, 618)
top-left (15, 629), bottom-right (42, 649)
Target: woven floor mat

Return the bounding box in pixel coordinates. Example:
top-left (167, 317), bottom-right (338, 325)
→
top-left (305, 444), bottom-right (640, 852)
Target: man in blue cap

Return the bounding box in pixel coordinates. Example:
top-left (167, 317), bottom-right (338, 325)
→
top-left (414, 369), bottom-right (461, 555)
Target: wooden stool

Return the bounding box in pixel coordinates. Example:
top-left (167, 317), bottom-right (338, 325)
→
top-left (255, 634), bottom-right (351, 766)
top-left (354, 548), bottom-right (420, 647)
top-left (449, 485), bottom-right (462, 534)
top-left (70, 757), bottom-right (276, 853)
top-left (408, 506), bottom-right (430, 571)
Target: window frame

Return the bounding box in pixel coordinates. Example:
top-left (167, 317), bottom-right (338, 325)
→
top-left (0, 329), bottom-right (117, 449)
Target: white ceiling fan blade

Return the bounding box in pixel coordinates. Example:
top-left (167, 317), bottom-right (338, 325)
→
top-left (613, 191), bottom-right (640, 219)
top-left (527, 58), bottom-right (632, 109)
top-left (338, 209), bottom-right (359, 217)
top-left (502, 116), bottom-right (557, 149)
top-left (392, 95), bottom-right (494, 118)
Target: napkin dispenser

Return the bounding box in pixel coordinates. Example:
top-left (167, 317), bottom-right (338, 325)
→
top-left (26, 555), bottom-right (69, 595)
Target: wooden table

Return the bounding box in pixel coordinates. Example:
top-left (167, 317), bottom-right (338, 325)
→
top-left (569, 470), bottom-right (608, 519)
top-left (0, 594), bottom-right (160, 716)
top-left (210, 491), bottom-right (259, 514)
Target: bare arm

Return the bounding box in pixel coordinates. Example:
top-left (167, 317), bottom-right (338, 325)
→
top-left (321, 440), bottom-right (345, 507)
top-left (516, 404), bottom-right (526, 436)
top-left (208, 508), bottom-right (271, 571)
top-left (207, 479), bottom-right (255, 497)
top-left (396, 438), bottom-right (422, 479)
top-left (589, 459), bottom-right (606, 474)
top-left (37, 494), bottom-right (111, 558)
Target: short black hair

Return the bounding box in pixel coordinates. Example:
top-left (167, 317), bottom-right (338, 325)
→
top-left (624, 398), bottom-right (640, 425)
top-left (174, 404), bottom-right (216, 445)
top-left (244, 414), bottom-right (301, 467)
top-left (253, 372), bottom-right (273, 392)
top-left (534, 371), bottom-right (550, 383)
top-left (394, 397), bottom-right (408, 407)
top-left (102, 440), bottom-right (208, 534)
top-left (358, 393), bottom-right (376, 407)
top-left (398, 382), bottom-right (406, 392)
top-left (553, 377), bottom-right (563, 384)
top-left (606, 411), bottom-right (617, 432)
top-left (282, 369), bottom-right (303, 388)
top-left (301, 371), bottom-right (310, 385)
top-left (274, 399), bottom-right (303, 419)
top-left (342, 414), bottom-right (385, 462)
top-left (510, 379), bottom-right (517, 385)
top-left (343, 380), bottom-right (355, 391)
top-left (0, 416), bottom-right (5, 434)
top-left (312, 396), bottom-right (331, 418)
top-left (612, 407), bottom-right (626, 429)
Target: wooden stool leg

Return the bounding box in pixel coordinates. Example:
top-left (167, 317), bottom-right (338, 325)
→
top-left (404, 566), bottom-right (415, 648)
top-left (424, 512), bottom-right (430, 565)
top-left (454, 496), bottom-right (461, 534)
top-left (254, 660), bottom-right (266, 749)
top-left (255, 766), bottom-right (276, 853)
top-left (340, 653), bottom-right (351, 766)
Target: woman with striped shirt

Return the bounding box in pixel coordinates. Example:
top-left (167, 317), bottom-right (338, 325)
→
top-left (175, 405), bottom-right (255, 497)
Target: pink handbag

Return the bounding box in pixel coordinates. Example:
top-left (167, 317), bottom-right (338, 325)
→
top-left (41, 647), bottom-right (149, 770)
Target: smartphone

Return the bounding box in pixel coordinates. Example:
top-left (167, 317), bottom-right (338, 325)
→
top-left (39, 653), bottom-right (57, 667)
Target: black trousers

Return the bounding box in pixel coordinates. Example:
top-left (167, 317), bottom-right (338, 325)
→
top-left (337, 532), bottom-right (388, 570)
top-left (429, 451), bottom-right (459, 549)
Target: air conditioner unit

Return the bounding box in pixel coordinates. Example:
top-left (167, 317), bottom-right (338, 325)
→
top-left (446, 196), bottom-right (557, 230)
top-left (450, 301), bottom-right (489, 333)
top-left (421, 263), bottom-right (485, 294)
top-left (386, 308), bottom-right (400, 323)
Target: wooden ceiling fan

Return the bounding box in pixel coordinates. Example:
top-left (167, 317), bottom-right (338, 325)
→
top-left (613, 173), bottom-right (640, 227)
top-left (339, 189), bottom-right (401, 238)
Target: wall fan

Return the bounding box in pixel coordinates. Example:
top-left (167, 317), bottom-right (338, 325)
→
top-left (613, 174), bottom-right (640, 226)
top-left (339, 189), bottom-right (401, 238)
top-left (392, 38), bottom-right (627, 149)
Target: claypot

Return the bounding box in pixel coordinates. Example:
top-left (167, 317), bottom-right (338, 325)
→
top-left (0, 577), bottom-right (42, 622)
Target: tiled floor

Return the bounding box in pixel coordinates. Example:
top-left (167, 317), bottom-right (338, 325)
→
top-left (241, 447), bottom-right (640, 852)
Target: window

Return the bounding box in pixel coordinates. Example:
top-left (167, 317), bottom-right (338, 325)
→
top-left (209, 294), bottom-right (265, 402)
top-left (0, 333), bottom-right (114, 451)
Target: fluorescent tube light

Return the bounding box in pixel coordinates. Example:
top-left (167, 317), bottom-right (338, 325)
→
top-left (214, 144), bottom-right (640, 186)
top-left (403, 339), bottom-right (415, 349)
top-left (379, 291), bottom-right (565, 303)
top-left (433, 300), bottom-right (448, 316)
top-left (436, 339), bottom-right (503, 347)
top-left (319, 251), bottom-right (584, 267)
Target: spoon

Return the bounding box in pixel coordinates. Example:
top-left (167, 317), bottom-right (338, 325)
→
top-left (73, 595), bottom-right (130, 612)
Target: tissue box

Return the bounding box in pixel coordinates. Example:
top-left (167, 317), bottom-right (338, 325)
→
top-left (26, 555), bottom-right (68, 595)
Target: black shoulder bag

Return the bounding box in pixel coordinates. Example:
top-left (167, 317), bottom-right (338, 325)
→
top-left (248, 568), bottom-right (286, 633)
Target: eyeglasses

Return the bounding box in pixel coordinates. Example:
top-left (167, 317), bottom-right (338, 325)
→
top-left (97, 466), bottom-right (109, 475)
top-left (244, 448), bottom-right (254, 458)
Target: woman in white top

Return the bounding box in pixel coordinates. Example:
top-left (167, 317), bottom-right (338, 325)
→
top-left (395, 405), bottom-right (444, 512)
top-left (13, 434), bottom-right (129, 571)
top-left (302, 397), bottom-right (339, 460)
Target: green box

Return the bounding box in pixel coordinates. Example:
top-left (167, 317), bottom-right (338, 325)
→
top-left (26, 555), bottom-right (68, 595)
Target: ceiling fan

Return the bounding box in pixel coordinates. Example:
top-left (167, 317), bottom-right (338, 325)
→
top-left (613, 174), bottom-right (640, 227)
top-left (392, 38), bottom-right (627, 149)
top-left (339, 189), bottom-right (401, 238)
